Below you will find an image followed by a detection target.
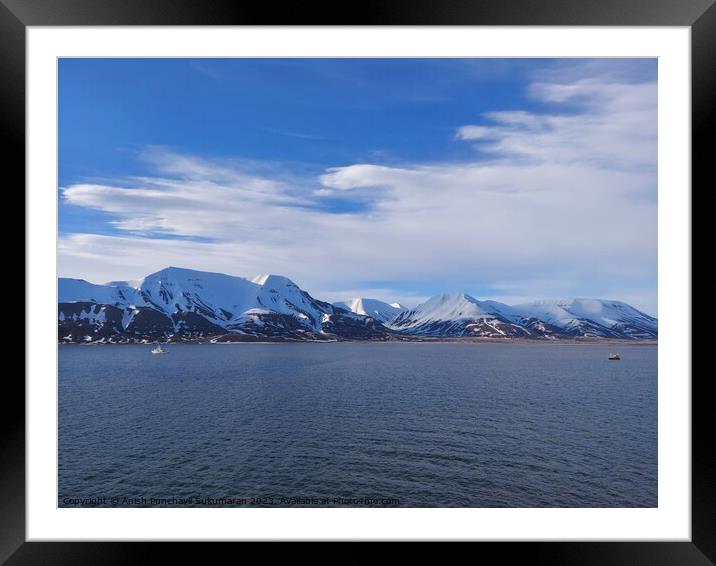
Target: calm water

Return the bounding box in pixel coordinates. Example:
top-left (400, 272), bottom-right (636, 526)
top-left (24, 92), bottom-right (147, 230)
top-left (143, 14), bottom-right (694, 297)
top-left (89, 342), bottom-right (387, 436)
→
top-left (59, 343), bottom-right (657, 507)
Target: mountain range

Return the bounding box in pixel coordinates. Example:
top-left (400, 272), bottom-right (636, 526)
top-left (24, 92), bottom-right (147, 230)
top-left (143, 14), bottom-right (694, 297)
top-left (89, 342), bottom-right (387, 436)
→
top-left (58, 267), bottom-right (657, 343)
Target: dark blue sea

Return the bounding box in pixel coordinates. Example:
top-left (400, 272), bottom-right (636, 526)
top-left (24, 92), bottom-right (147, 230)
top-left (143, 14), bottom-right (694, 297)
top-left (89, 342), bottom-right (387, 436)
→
top-left (58, 343), bottom-right (657, 507)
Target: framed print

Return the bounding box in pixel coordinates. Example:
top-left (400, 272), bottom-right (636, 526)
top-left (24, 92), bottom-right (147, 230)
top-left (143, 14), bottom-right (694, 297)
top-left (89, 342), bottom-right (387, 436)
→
top-left (6, 0), bottom-right (708, 562)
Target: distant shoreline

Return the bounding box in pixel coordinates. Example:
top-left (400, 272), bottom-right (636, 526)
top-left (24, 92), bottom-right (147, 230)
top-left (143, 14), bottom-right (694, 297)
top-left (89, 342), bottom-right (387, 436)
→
top-left (59, 337), bottom-right (658, 346)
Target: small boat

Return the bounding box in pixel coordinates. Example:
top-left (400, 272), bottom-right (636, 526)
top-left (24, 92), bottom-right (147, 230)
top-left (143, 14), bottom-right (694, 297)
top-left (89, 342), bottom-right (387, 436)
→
top-left (151, 345), bottom-right (168, 355)
top-left (608, 352), bottom-right (621, 360)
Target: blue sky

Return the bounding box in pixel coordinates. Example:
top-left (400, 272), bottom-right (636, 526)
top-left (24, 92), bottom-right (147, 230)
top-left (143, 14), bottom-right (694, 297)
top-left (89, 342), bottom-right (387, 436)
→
top-left (58, 58), bottom-right (658, 314)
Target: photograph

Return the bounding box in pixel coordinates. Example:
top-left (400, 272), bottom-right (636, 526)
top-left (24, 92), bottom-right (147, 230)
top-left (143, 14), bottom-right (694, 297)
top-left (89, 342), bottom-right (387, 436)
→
top-left (56, 57), bottom-right (659, 509)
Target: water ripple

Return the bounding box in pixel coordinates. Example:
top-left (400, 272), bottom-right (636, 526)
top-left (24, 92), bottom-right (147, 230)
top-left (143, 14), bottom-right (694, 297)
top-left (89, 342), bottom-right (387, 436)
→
top-left (59, 343), bottom-right (657, 507)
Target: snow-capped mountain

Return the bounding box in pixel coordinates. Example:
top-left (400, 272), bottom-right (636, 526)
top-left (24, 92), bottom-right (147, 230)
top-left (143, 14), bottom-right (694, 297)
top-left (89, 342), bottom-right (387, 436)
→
top-left (387, 294), bottom-right (657, 339)
top-left (57, 267), bottom-right (657, 343)
top-left (59, 278), bottom-right (143, 306)
top-left (58, 267), bottom-right (390, 343)
top-left (511, 299), bottom-right (658, 339)
top-left (333, 298), bottom-right (407, 322)
top-left (386, 293), bottom-right (539, 338)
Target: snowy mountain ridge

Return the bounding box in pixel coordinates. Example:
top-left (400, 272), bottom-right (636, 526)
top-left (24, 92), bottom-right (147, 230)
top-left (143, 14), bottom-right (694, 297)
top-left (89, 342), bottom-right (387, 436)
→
top-left (58, 267), bottom-right (657, 343)
top-left (387, 292), bottom-right (657, 339)
top-left (332, 298), bottom-right (408, 323)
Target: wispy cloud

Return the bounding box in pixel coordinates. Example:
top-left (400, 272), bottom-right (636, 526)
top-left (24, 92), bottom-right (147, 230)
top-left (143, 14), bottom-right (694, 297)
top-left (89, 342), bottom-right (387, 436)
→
top-left (264, 128), bottom-right (328, 141)
top-left (59, 62), bottom-right (658, 314)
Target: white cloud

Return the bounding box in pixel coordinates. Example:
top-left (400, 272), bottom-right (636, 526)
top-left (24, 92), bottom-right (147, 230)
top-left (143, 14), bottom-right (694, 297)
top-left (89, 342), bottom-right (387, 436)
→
top-left (457, 80), bottom-right (657, 170)
top-left (59, 66), bottom-right (658, 315)
top-left (455, 125), bottom-right (495, 140)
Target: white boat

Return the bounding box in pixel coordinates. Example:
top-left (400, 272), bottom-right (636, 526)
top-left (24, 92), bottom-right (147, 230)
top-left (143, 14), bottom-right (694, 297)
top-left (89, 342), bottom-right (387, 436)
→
top-left (608, 352), bottom-right (621, 360)
top-left (151, 345), bottom-right (168, 355)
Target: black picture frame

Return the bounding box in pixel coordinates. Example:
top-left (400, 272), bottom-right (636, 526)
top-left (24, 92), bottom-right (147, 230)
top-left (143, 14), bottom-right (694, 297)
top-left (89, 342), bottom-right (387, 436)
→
top-left (5, 0), bottom-right (707, 561)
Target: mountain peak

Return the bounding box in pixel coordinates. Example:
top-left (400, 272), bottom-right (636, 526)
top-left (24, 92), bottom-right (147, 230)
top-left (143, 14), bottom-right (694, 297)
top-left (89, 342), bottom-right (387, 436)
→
top-left (333, 298), bottom-right (408, 323)
top-left (402, 293), bottom-right (510, 320)
top-left (251, 274), bottom-right (298, 288)
top-left (434, 292), bottom-right (477, 302)
top-left (146, 266), bottom-right (225, 279)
